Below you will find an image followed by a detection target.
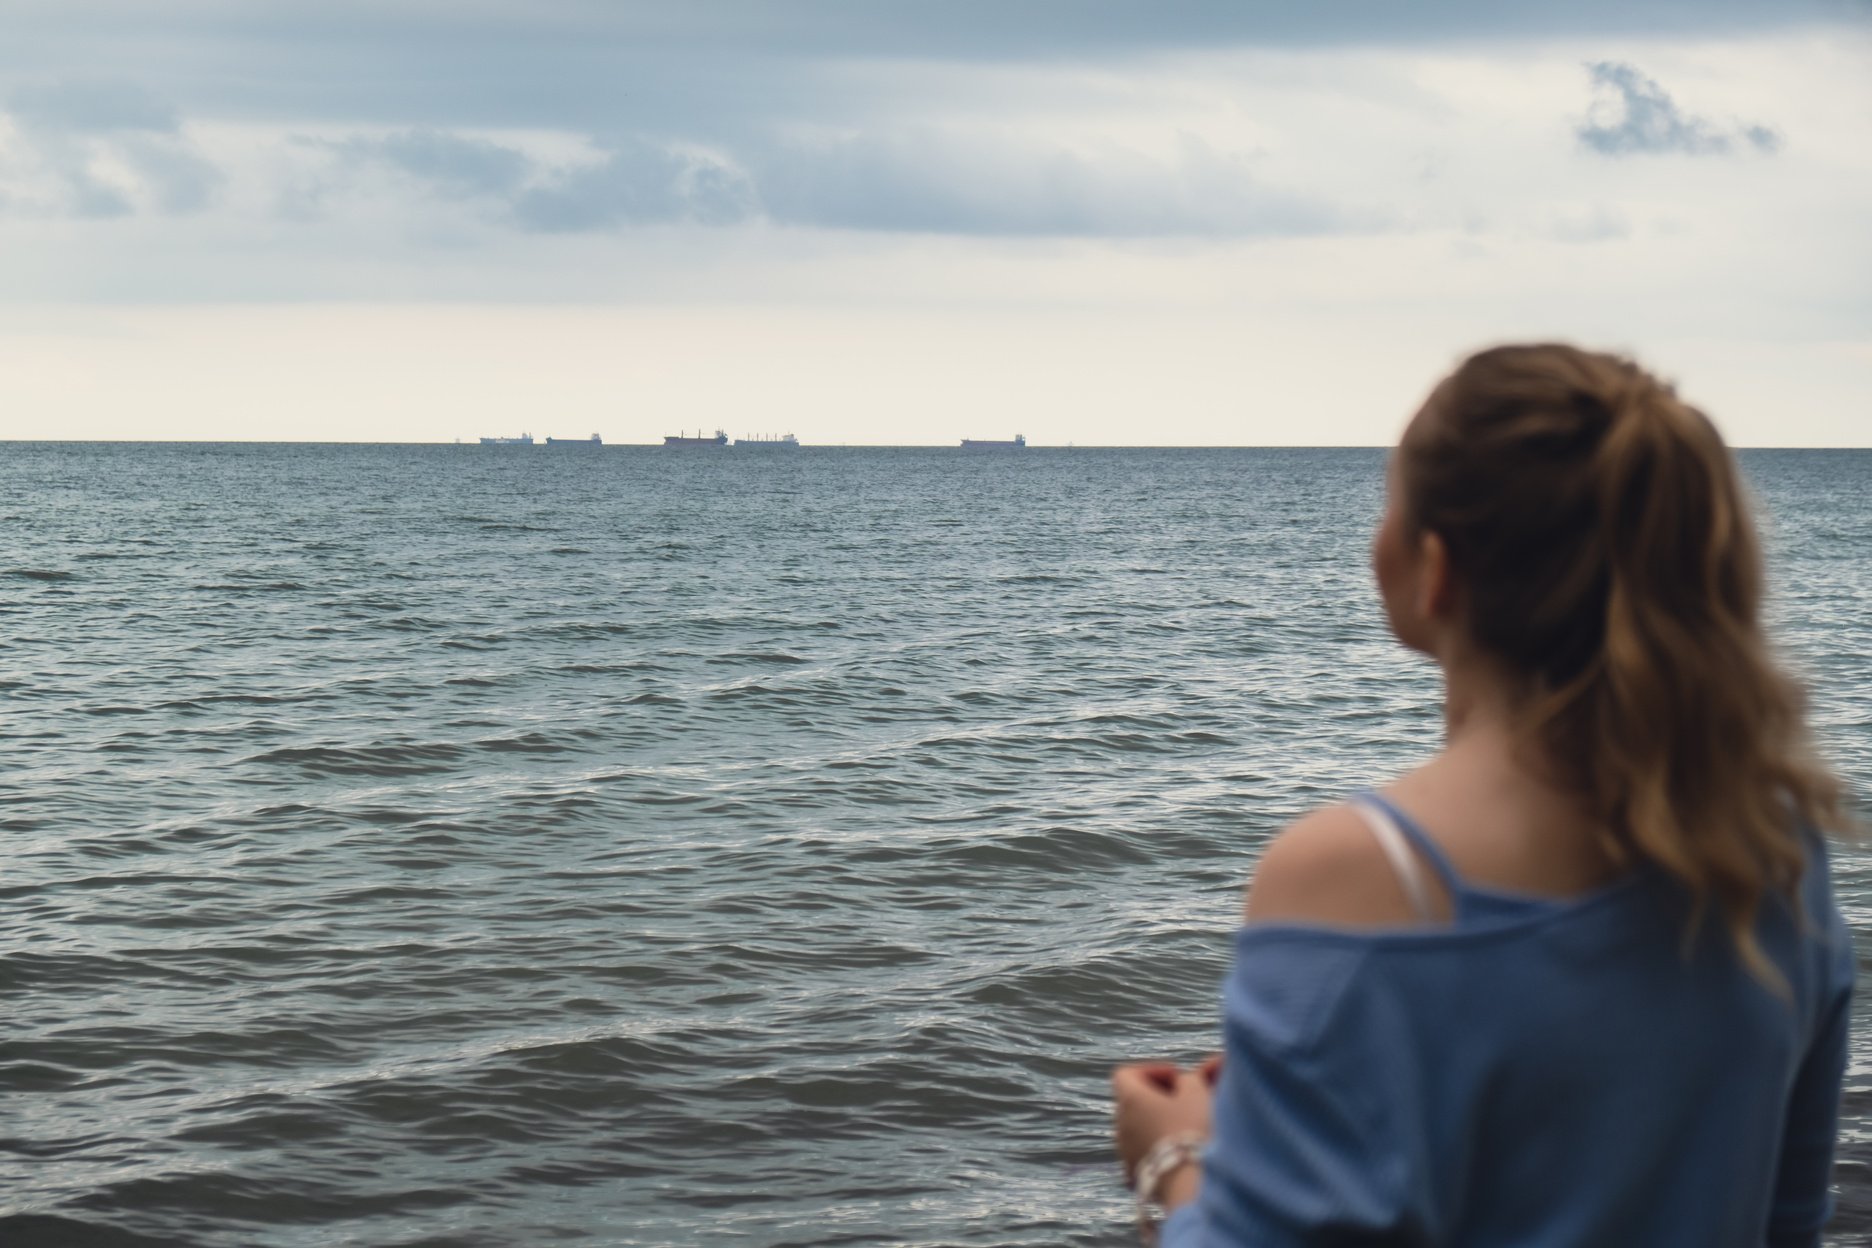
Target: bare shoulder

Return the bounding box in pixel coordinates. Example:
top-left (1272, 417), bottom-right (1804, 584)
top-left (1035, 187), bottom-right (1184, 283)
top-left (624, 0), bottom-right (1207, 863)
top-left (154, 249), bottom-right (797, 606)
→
top-left (1244, 802), bottom-right (1445, 928)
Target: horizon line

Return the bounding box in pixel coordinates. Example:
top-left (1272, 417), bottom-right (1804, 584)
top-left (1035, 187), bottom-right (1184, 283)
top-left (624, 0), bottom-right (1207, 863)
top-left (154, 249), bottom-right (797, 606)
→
top-left (2, 439), bottom-right (1865, 452)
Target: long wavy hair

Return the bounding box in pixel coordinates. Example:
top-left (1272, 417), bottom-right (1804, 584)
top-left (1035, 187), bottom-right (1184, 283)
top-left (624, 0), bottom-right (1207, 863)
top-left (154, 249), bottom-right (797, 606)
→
top-left (1398, 343), bottom-right (1846, 976)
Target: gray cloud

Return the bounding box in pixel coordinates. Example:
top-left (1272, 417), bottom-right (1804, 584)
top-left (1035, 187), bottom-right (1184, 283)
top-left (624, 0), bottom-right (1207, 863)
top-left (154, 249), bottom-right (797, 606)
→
top-left (311, 128), bottom-right (537, 200)
top-left (114, 134), bottom-right (222, 212)
top-left (0, 81), bottom-right (223, 218)
top-left (317, 124), bottom-right (1346, 239)
top-left (50, 162), bottom-right (135, 218)
top-left (1576, 62), bottom-right (1781, 157)
top-left (512, 140), bottom-right (757, 231)
top-left (753, 131), bottom-right (1342, 238)
top-left (299, 129), bottom-right (758, 229)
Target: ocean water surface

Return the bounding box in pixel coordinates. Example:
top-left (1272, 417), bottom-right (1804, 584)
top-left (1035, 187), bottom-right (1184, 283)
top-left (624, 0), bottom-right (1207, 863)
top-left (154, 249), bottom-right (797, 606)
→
top-left (3, 443), bottom-right (1869, 1246)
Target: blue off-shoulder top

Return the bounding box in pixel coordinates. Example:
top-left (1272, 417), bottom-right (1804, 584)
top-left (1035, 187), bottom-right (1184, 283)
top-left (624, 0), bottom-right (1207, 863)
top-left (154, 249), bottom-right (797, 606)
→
top-left (1163, 795), bottom-right (1855, 1248)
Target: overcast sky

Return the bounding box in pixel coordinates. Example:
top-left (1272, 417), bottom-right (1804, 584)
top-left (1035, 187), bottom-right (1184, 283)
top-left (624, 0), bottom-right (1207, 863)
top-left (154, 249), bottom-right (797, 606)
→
top-left (1, 1), bottom-right (1867, 445)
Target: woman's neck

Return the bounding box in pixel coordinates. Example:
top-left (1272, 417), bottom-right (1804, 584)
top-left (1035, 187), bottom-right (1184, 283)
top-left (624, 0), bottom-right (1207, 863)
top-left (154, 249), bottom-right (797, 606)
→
top-left (1433, 655), bottom-right (1607, 842)
top-left (1440, 653), bottom-right (1521, 748)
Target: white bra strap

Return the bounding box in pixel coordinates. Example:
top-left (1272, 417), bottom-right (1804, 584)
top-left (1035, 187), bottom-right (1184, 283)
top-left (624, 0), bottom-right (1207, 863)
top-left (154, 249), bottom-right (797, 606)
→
top-left (1351, 800), bottom-right (1437, 922)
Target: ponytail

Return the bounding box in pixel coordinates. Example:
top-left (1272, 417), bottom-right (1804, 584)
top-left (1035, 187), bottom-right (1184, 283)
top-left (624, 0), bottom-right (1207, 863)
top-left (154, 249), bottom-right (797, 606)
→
top-left (1400, 345), bottom-right (1845, 978)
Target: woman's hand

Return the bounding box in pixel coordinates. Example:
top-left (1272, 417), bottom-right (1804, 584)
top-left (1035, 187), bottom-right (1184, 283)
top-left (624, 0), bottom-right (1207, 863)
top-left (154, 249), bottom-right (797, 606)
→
top-left (1111, 1054), bottom-right (1220, 1207)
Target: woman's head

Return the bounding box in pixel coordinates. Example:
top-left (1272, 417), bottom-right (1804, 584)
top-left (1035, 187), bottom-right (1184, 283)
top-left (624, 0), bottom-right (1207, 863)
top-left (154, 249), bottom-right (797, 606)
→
top-left (1386, 345), bottom-right (1754, 679)
top-left (1386, 343), bottom-right (1843, 972)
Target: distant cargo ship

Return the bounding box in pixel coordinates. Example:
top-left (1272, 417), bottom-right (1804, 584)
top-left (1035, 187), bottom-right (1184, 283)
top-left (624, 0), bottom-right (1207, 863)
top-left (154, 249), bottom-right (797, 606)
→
top-left (960, 434), bottom-right (1027, 449)
top-left (546, 434), bottom-right (602, 447)
top-left (736, 433), bottom-right (799, 448)
top-left (479, 433), bottom-right (534, 446)
top-left (664, 430), bottom-right (728, 447)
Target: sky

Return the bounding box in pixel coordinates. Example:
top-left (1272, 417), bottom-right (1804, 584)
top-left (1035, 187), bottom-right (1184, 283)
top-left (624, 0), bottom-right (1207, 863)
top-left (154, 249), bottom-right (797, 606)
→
top-left (1, 1), bottom-right (1868, 446)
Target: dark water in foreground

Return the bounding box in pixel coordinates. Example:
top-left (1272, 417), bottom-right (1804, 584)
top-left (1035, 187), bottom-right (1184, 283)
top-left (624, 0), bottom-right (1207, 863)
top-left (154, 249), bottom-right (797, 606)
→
top-left (3, 444), bottom-right (1870, 1247)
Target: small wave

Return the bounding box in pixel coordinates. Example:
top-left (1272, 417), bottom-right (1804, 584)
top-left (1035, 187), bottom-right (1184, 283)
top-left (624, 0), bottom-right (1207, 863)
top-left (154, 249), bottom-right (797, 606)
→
top-left (243, 741), bottom-right (468, 776)
top-left (372, 614), bottom-right (438, 633)
top-left (949, 690), bottom-right (1013, 706)
top-left (706, 682), bottom-right (783, 703)
top-left (8, 568), bottom-right (74, 581)
top-left (925, 827), bottom-right (1154, 872)
top-left (0, 1059), bottom-right (91, 1091)
top-left (1058, 731), bottom-right (1176, 755)
top-left (537, 621), bottom-right (637, 640)
top-left (963, 960), bottom-right (1144, 1014)
top-left (192, 580), bottom-right (307, 592)
top-left (1174, 729), bottom-right (1234, 744)
top-left (558, 660), bottom-right (665, 674)
top-left (1077, 710), bottom-right (1176, 730)
top-left (621, 789), bottom-right (707, 806)
top-left (350, 806), bottom-right (428, 827)
top-left (337, 594), bottom-right (412, 614)
top-left (477, 731), bottom-right (574, 755)
top-left (441, 634), bottom-right (508, 650)
top-left (155, 692), bottom-right (294, 710)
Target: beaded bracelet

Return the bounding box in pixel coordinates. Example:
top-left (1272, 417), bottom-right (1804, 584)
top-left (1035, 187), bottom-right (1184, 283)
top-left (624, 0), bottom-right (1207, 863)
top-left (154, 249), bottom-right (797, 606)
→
top-left (1133, 1131), bottom-right (1206, 1245)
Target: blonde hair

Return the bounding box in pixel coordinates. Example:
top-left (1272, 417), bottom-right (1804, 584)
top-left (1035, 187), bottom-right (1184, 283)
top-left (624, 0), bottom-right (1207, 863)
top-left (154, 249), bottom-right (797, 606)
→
top-left (1399, 343), bottom-right (1846, 976)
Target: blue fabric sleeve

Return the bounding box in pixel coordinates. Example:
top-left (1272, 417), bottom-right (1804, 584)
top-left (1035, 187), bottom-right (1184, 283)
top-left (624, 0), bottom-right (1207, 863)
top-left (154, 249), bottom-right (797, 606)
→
top-left (1766, 917), bottom-right (1854, 1248)
top-left (1185, 935), bottom-right (1421, 1246)
top-left (1160, 1201), bottom-right (1204, 1248)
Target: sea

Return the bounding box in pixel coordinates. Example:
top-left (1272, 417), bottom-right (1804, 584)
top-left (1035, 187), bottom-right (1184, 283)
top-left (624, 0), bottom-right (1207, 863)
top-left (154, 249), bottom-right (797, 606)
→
top-left (3, 443), bottom-right (1870, 1248)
